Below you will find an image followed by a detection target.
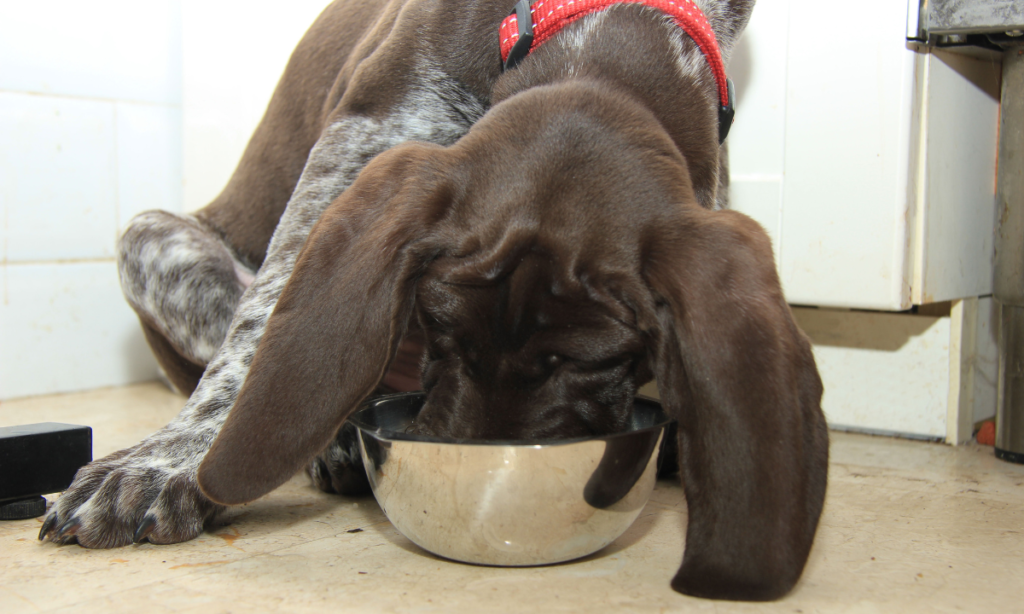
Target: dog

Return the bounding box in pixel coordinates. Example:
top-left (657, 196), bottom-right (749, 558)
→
top-left (38, 0), bottom-right (828, 601)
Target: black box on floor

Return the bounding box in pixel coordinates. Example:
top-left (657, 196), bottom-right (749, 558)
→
top-left (0, 423), bottom-right (92, 502)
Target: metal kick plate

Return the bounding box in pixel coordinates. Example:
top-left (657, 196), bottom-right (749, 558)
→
top-left (912, 0), bottom-right (1024, 39)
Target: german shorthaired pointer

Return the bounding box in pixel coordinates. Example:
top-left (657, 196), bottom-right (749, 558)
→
top-left (40, 0), bottom-right (828, 601)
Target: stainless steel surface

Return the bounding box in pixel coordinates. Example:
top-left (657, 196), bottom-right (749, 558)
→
top-left (995, 48), bottom-right (1024, 464)
top-left (914, 0), bottom-right (1024, 37)
top-left (351, 393), bottom-right (668, 566)
top-left (995, 49), bottom-right (1024, 306)
top-left (997, 304), bottom-right (1024, 462)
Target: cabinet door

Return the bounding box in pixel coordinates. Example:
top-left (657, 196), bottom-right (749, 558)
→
top-left (911, 50), bottom-right (1000, 305)
top-left (780, 0), bottom-right (919, 310)
top-left (729, 0), bottom-right (919, 310)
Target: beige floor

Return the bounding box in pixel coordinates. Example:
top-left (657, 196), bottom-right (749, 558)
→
top-left (1, 383), bottom-right (1022, 613)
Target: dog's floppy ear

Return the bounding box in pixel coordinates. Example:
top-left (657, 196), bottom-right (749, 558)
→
top-left (198, 143), bottom-right (451, 506)
top-left (642, 207), bottom-right (828, 601)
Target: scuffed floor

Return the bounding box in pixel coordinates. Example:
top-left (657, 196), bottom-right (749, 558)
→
top-left (1, 383), bottom-right (1022, 613)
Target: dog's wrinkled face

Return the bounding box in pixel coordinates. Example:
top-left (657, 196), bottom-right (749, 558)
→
top-left (413, 252), bottom-right (653, 440)
top-left (389, 84), bottom-right (687, 441)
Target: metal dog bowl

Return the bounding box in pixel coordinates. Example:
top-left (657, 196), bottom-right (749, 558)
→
top-left (349, 393), bottom-right (669, 567)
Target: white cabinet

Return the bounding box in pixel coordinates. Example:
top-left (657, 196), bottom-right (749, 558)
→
top-left (728, 0), bottom-right (1000, 311)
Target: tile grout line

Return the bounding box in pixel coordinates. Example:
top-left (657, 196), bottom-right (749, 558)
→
top-left (1, 257), bottom-right (117, 267)
top-left (0, 88), bottom-right (182, 110)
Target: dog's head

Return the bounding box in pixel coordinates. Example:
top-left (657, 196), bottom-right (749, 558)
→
top-left (408, 85), bottom-right (671, 440)
top-left (198, 80), bottom-right (827, 601)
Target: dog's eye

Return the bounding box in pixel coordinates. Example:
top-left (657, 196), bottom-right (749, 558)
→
top-left (528, 354), bottom-right (563, 381)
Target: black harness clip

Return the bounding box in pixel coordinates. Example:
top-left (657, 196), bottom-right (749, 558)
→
top-left (718, 78), bottom-right (735, 144)
top-left (504, 0), bottom-right (535, 71)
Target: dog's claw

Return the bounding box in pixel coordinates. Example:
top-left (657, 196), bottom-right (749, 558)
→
top-left (133, 516), bottom-right (157, 543)
top-left (38, 513), bottom-right (58, 541)
top-left (54, 517), bottom-right (81, 540)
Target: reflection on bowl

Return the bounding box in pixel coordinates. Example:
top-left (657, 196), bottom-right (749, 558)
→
top-left (349, 393), bottom-right (670, 567)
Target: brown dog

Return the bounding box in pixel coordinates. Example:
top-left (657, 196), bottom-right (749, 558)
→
top-left (40, 0), bottom-right (828, 601)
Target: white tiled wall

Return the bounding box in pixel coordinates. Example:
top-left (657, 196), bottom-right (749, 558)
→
top-left (1, 1), bottom-right (184, 400)
top-left (182, 0), bottom-right (334, 212)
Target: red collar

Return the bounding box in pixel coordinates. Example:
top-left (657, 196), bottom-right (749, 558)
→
top-left (499, 0), bottom-right (735, 142)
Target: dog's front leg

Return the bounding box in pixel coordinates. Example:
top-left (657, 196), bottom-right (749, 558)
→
top-left (39, 95), bottom-right (477, 547)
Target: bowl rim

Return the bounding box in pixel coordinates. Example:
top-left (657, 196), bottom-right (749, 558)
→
top-left (348, 392), bottom-right (672, 447)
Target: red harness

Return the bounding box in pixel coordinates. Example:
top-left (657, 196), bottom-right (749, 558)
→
top-left (498, 0), bottom-right (735, 142)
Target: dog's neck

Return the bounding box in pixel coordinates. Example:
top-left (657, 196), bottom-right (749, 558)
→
top-left (489, 4), bottom-right (722, 208)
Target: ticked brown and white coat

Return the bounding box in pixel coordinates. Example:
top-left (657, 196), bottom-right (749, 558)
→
top-left (39, 0), bottom-right (828, 601)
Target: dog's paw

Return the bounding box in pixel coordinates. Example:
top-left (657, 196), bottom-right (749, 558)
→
top-left (306, 421), bottom-right (371, 496)
top-left (38, 437), bottom-right (223, 548)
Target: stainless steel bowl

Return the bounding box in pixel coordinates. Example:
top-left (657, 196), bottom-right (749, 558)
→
top-left (349, 393), bottom-right (670, 567)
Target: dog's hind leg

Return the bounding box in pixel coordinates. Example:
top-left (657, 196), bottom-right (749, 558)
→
top-left (118, 210), bottom-right (255, 395)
